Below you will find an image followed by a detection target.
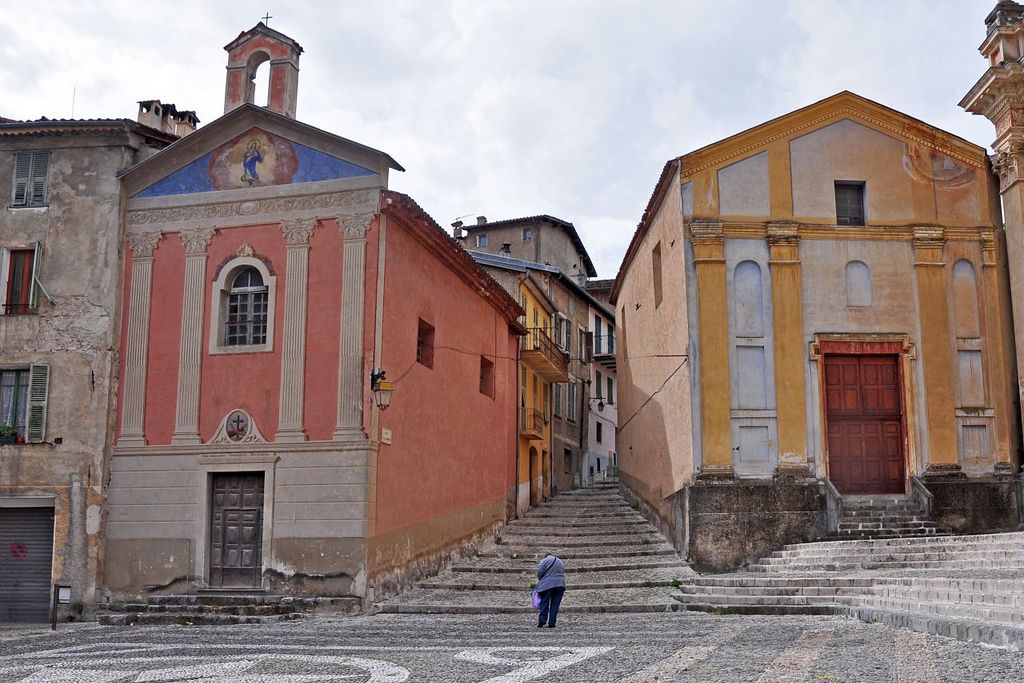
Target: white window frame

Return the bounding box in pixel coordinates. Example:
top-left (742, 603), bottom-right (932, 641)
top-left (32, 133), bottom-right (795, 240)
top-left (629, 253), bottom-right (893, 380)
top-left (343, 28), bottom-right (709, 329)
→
top-left (476, 234), bottom-right (489, 248)
top-left (209, 256), bottom-right (277, 355)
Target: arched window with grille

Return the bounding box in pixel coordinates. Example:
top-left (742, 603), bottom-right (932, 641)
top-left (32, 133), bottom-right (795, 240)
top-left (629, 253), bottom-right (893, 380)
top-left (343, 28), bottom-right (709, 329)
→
top-left (226, 268), bottom-right (268, 345)
top-left (210, 255), bottom-right (276, 354)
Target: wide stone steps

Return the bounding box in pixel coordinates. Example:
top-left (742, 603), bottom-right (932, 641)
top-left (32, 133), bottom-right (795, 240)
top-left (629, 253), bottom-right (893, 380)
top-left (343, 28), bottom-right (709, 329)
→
top-left (380, 482), bottom-right (692, 614)
top-left (674, 531), bottom-right (1024, 649)
top-left (495, 534), bottom-right (666, 548)
top-left (97, 593), bottom-right (359, 626)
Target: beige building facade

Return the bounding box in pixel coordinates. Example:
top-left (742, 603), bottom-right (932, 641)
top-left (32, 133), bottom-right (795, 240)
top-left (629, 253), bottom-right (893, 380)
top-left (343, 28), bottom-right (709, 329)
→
top-left (612, 91), bottom-right (1021, 570)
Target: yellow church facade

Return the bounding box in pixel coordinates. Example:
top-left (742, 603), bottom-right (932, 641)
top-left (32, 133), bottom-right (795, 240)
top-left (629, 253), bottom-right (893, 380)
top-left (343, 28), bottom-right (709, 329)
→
top-left (612, 91), bottom-right (1021, 571)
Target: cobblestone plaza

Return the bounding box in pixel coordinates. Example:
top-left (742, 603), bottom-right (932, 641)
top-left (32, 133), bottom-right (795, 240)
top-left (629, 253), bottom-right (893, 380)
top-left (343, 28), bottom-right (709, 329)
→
top-left (3, 611), bottom-right (1023, 682)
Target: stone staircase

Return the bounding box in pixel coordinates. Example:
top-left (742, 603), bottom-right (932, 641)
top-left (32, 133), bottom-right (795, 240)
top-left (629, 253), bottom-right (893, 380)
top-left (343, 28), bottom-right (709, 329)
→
top-left (672, 532), bottom-right (1024, 650)
top-left (379, 481), bottom-right (694, 614)
top-left (97, 592), bottom-right (360, 626)
top-left (837, 495), bottom-right (949, 539)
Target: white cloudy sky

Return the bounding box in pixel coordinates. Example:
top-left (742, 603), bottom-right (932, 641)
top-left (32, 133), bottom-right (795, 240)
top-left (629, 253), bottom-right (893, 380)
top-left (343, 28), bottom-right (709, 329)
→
top-left (0, 0), bottom-right (1000, 277)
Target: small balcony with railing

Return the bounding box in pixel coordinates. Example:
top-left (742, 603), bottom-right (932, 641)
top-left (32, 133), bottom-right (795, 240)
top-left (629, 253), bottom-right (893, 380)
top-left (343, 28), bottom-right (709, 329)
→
top-left (521, 327), bottom-right (570, 382)
top-left (593, 333), bottom-right (616, 370)
top-left (520, 408), bottom-right (547, 440)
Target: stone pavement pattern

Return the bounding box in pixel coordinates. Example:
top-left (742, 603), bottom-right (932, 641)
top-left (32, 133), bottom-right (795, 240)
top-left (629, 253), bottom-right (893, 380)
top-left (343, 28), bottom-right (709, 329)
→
top-left (3, 611), bottom-right (1023, 681)
top-left (380, 482), bottom-right (695, 614)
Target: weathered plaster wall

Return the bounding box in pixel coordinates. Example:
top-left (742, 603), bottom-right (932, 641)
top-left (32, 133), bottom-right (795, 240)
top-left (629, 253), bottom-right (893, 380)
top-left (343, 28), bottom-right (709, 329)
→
top-left (718, 152), bottom-right (769, 217)
top-left (0, 133), bottom-right (146, 616)
top-left (615, 172), bottom-right (693, 524)
top-left (370, 212), bottom-right (518, 593)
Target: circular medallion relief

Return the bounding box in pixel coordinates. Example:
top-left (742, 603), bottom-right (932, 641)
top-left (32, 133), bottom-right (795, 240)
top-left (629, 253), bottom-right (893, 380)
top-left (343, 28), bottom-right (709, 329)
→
top-left (225, 410), bottom-right (251, 442)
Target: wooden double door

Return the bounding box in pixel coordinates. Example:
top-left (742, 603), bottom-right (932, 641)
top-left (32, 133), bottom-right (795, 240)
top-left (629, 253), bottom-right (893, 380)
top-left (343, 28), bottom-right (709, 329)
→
top-left (209, 473), bottom-right (264, 588)
top-left (824, 354), bottom-right (906, 494)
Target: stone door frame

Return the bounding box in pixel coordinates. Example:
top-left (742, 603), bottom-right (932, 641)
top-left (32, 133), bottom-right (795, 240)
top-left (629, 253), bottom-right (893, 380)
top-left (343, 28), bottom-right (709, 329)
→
top-left (810, 334), bottom-right (918, 495)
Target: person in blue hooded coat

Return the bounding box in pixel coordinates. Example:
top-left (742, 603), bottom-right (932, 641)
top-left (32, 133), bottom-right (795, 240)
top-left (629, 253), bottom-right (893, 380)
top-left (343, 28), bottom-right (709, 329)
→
top-left (535, 554), bottom-right (566, 628)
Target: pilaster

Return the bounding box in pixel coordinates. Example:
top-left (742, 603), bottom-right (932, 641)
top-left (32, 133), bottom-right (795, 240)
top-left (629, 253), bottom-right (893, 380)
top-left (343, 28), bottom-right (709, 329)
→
top-left (690, 219), bottom-right (733, 478)
top-left (334, 213), bottom-right (374, 439)
top-left (119, 231), bottom-right (162, 446)
top-left (912, 227), bottom-right (961, 475)
top-left (979, 228), bottom-right (1015, 470)
top-left (171, 228), bottom-right (215, 445)
top-left (766, 222), bottom-right (809, 476)
top-left (276, 218), bottom-right (317, 442)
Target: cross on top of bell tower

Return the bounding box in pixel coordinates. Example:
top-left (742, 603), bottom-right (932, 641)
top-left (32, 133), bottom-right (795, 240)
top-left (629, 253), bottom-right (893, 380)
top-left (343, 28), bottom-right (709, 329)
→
top-left (223, 22), bottom-right (303, 118)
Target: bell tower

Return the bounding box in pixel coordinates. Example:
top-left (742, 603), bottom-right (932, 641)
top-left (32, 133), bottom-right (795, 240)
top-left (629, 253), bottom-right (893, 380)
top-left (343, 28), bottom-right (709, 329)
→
top-left (223, 22), bottom-right (303, 118)
top-left (961, 1), bottom-right (1024, 473)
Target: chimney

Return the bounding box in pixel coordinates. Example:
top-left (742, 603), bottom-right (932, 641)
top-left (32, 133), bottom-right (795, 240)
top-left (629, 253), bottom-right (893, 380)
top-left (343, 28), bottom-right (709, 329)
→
top-left (451, 220), bottom-right (464, 239)
top-left (173, 110), bottom-right (200, 137)
top-left (137, 100), bottom-right (166, 131)
top-left (137, 101), bottom-right (199, 138)
top-left (476, 216), bottom-right (487, 225)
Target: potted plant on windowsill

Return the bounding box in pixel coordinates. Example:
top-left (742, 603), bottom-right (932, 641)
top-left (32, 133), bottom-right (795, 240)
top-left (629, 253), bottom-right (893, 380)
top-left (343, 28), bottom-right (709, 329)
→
top-left (0, 424), bottom-right (17, 445)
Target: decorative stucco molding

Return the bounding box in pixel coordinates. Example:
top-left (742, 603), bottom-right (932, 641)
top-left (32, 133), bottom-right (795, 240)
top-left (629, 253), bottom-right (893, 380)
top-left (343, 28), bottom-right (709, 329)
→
top-left (127, 189), bottom-right (377, 228)
top-left (119, 245), bottom-right (158, 446)
top-left (172, 229), bottom-right (213, 445)
top-left (339, 213), bottom-right (374, 240)
top-left (765, 221), bottom-right (800, 246)
top-left (207, 409), bottom-right (269, 445)
top-left (180, 227), bottom-right (216, 255)
top-left (279, 217), bottom-right (318, 245)
top-left (127, 231), bottom-right (162, 258)
top-left (276, 220), bottom-right (315, 442)
top-left (335, 216), bottom-right (370, 438)
top-left (992, 143), bottom-right (1024, 192)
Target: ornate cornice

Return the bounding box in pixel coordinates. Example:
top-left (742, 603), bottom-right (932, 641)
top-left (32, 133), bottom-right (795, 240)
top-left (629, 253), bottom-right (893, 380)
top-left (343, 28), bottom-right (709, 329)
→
top-left (766, 221), bottom-right (800, 246)
top-left (688, 218), bottom-right (725, 243)
top-left (127, 189), bottom-right (377, 228)
top-left (912, 226), bottom-right (946, 248)
top-left (682, 104), bottom-right (986, 177)
top-left (280, 217), bottom-right (318, 246)
top-left (339, 213), bottom-right (374, 240)
top-left (180, 227), bottom-right (215, 255)
top-left (128, 231), bottom-right (162, 258)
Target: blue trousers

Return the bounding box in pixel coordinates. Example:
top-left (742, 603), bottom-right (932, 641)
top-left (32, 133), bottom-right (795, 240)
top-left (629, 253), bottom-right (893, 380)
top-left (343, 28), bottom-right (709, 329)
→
top-left (538, 586), bottom-right (565, 626)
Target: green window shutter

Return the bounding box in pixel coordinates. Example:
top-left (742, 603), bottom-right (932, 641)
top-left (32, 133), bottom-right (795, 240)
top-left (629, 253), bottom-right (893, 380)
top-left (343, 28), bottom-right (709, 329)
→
top-left (26, 363), bottom-right (49, 443)
top-left (29, 151), bottom-right (49, 206)
top-left (12, 152), bottom-right (31, 206)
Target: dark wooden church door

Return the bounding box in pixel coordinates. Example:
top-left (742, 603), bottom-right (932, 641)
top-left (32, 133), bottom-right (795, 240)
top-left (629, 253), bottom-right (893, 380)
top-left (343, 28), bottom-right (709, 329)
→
top-left (824, 355), bottom-right (905, 494)
top-left (209, 473), bottom-right (264, 588)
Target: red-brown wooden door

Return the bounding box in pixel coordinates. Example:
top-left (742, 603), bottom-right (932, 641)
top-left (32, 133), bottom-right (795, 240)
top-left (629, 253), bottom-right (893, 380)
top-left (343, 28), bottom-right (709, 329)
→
top-left (209, 473), bottom-right (264, 588)
top-left (824, 355), bottom-right (905, 494)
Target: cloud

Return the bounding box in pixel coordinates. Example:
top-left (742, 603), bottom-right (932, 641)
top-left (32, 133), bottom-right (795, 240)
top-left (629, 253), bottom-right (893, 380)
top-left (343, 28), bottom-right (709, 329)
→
top-left (0, 0), bottom-right (1000, 277)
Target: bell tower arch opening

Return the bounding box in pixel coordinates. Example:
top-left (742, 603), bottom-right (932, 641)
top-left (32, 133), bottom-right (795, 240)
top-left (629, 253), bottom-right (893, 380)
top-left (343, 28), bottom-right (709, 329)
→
top-left (223, 22), bottom-right (303, 118)
top-left (246, 50), bottom-right (272, 108)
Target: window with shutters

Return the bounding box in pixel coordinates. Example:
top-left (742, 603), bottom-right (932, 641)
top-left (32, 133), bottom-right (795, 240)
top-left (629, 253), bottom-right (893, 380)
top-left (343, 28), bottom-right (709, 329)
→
top-left (3, 248), bottom-right (36, 314)
top-left (595, 370), bottom-right (603, 399)
top-left (11, 151), bottom-right (50, 207)
top-left (596, 421), bottom-right (603, 444)
top-left (567, 381), bottom-right (577, 422)
top-left (210, 258), bottom-right (277, 354)
top-left (835, 181), bottom-right (866, 226)
top-left (0, 364), bottom-right (47, 442)
top-left (553, 383), bottom-right (562, 417)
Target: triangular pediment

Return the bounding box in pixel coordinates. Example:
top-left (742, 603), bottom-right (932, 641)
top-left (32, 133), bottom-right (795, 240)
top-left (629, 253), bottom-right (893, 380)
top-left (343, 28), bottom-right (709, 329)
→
top-left (678, 91), bottom-right (989, 176)
top-left (122, 104), bottom-right (403, 199)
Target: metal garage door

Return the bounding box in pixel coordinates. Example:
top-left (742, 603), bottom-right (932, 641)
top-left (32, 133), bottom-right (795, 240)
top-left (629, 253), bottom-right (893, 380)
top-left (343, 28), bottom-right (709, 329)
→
top-left (0, 507), bottom-right (55, 622)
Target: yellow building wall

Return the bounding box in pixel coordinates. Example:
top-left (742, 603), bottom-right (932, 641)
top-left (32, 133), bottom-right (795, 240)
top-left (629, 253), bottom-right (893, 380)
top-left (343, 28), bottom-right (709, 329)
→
top-left (516, 284), bottom-right (552, 515)
top-left (673, 93), bottom-right (1016, 482)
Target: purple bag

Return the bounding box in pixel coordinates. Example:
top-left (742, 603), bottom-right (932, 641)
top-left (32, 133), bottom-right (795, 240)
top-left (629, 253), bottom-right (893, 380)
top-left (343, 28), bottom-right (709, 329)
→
top-left (531, 588), bottom-right (541, 610)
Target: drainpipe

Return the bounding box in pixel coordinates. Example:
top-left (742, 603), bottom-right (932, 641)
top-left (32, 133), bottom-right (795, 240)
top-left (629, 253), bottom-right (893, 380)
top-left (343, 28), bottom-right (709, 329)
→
top-left (513, 274), bottom-right (525, 518)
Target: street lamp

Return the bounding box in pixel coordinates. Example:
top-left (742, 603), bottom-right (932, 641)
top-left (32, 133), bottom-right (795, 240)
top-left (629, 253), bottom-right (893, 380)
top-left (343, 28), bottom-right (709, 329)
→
top-left (370, 369), bottom-right (394, 411)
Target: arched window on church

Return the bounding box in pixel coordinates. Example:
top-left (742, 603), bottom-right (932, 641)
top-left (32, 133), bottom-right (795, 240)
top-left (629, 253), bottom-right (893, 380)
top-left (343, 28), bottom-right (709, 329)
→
top-left (210, 253), bottom-right (276, 354)
top-left (227, 268), bottom-right (269, 346)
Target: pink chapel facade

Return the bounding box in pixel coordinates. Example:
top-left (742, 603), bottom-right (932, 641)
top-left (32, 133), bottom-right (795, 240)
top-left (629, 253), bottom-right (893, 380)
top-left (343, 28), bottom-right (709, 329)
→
top-left (104, 24), bottom-right (522, 604)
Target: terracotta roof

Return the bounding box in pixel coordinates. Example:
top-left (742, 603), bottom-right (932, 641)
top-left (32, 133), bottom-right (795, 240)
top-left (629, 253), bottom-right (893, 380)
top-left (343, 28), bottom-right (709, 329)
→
top-left (469, 250), bottom-right (613, 317)
top-left (382, 191), bottom-right (526, 330)
top-left (462, 214), bottom-right (597, 278)
top-left (0, 117), bottom-right (178, 144)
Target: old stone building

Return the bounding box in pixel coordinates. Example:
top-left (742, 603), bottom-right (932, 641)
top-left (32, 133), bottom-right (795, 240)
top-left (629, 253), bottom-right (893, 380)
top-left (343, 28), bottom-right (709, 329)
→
top-left (104, 23), bottom-right (522, 606)
top-left (612, 91), bottom-right (1021, 571)
top-left (469, 246), bottom-right (609, 497)
top-left (0, 117), bottom-right (177, 622)
top-left (457, 215), bottom-right (597, 283)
